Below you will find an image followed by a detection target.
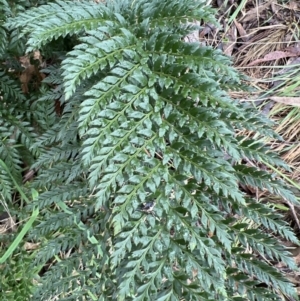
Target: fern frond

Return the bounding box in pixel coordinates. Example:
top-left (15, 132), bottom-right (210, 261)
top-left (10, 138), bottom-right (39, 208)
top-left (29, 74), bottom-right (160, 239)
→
top-left (238, 138), bottom-right (290, 170)
top-left (235, 164), bottom-right (297, 204)
top-left (5, 0), bottom-right (299, 300)
top-left (234, 254), bottom-right (296, 297)
top-left (7, 0), bottom-right (108, 52)
top-left (0, 71), bottom-right (25, 102)
top-left (0, 168), bottom-right (13, 201)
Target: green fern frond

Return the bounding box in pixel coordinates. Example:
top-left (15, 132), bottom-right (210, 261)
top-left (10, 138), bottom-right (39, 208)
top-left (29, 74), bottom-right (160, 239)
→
top-left (232, 105), bottom-right (282, 140)
top-left (3, 0), bottom-right (299, 300)
top-left (7, 0), bottom-right (109, 51)
top-left (0, 0), bottom-right (9, 58)
top-left (238, 138), bottom-right (290, 170)
top-left (0, 71), bottom-right (25, 102)
top-left (0, 168), bottom-right (13, 201)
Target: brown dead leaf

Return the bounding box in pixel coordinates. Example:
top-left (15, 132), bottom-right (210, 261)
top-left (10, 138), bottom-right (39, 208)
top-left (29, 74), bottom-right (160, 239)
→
top-left (247, 51), bottom-right (298, 66)
top-left (19, 50), bottom-right (45, 94)
top-left (289, 1), bottom-right (298, 11)
top-left (233, 20), bottom-right (248, 42)
top-left (199, 24), bottom-right (213, 39)
top-left (269, 97), bottom-right (300, 107)
top-left (24, 242), bottom-right (40, 250)
top-left (240, 1), bottom-right (272, 22)
top-left (283, 44), bottom-right (300, 55)
top-left (223, 24), bottom-right (237, 56)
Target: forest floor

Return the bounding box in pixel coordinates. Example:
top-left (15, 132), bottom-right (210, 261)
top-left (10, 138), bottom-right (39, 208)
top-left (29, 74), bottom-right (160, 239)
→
top-left (203, 0), bottom-right (300, 295)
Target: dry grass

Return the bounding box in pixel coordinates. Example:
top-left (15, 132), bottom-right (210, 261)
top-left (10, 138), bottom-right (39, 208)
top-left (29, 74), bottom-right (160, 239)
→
top-left (205, 0), bottom-right (300, 190)
top-left (199, 0), bottom-right (300, 295)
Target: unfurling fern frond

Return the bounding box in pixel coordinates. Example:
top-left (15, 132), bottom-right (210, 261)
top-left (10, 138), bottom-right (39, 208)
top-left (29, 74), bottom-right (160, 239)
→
top-left (4, 0), bottom-right (299, 300)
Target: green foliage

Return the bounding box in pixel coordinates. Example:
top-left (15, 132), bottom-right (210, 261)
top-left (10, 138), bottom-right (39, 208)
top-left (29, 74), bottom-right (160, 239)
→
top-left (1, 246), bottom-right (37, 301)
top-left (0, 0), bottom-right (299, 300)
top-left (0, 0), bottom-right (37, 202)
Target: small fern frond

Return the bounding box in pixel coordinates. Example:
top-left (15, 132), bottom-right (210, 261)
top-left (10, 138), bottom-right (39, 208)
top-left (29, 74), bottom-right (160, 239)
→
top-left (7, 0), bottom-right (108, 52)
top-left (235, 165), bottom-right (297, 204)
top-left (238, 138), bottom-right (290, 170)
top-left (0, 168), bottom-right (13, 201)
top-left (0, 0), bottom-right (9, 57)
top-left (0, 71), bottom-right (25, 102)
top-left (243, 199), bottom-right (298, 244)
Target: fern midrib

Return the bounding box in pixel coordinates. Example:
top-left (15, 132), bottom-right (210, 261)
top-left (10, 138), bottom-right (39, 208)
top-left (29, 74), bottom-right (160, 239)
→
top-left (65, 42), bottom-right (140, 100)
top-left (169, 175), bottom-right (232, 244)
top-left (160, 93), bottom-right (236, 146)
top-left (79, 61), bottom-right (142, 131)
top-left (113, 160), bottom-right (161, 226)
top-left (168, 146), bottom-right (239, 195)
top-left (172, 207), bottom-right (225, 272)
top-left (123, 228), bottom-right (163, 274)
top-left (82, 84), bottom-right (150, 164)
top-left (170, 238), bottom-right (224, 290)
top-left (30, 17), bottom-right (105, 41)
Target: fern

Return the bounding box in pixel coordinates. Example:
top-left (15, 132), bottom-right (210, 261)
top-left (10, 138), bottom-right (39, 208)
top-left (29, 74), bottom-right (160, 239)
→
top-left (1, 0), bottom-right (299, 300)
